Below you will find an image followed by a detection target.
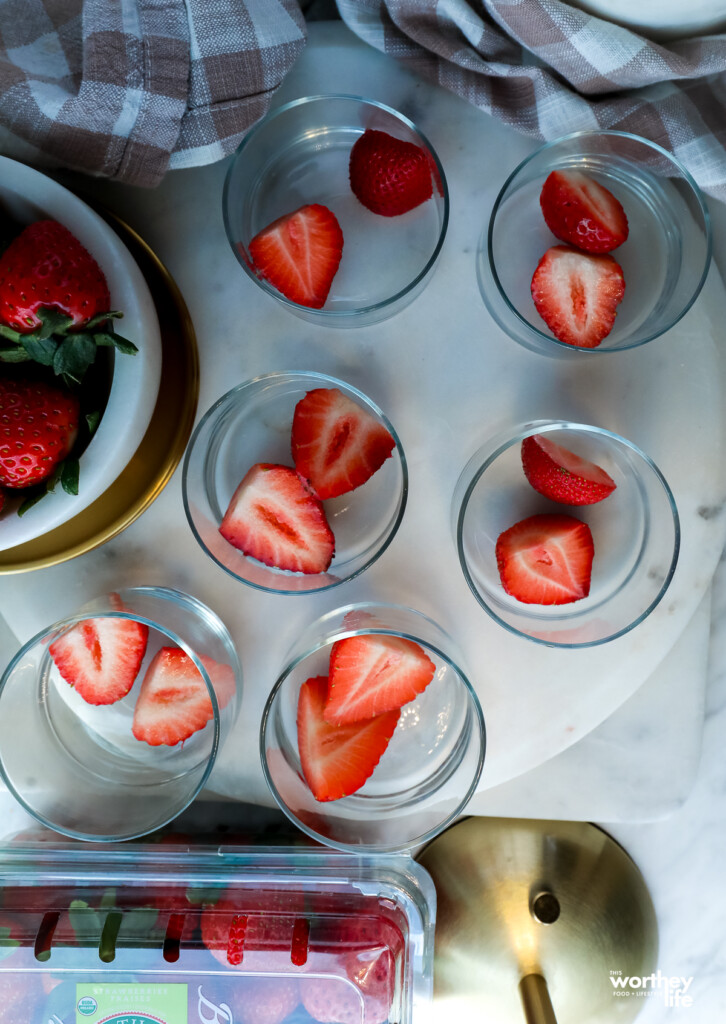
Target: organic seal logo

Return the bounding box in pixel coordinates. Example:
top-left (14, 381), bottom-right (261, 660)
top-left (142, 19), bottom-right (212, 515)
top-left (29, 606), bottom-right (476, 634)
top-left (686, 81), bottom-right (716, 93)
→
top-left (97, 1015), bottom-right (161, 1024)
top-left (77, 997), bottom-right (98, 1016)
top-left (98, 1016), bottom-right (163, 1024)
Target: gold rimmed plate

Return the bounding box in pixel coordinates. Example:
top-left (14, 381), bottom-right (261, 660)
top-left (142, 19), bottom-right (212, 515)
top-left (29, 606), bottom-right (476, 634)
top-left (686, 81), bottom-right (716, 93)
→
top-left (0, 217), bottom-right (199, 573)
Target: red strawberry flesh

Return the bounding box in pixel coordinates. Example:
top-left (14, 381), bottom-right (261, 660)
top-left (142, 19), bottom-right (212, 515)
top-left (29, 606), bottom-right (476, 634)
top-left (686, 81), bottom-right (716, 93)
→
top-left (521, 434), bottom-right (616, 506)
top-left (496, 513), bottom-right (594, 605)
top-left (220, 463), bottom-right (335, 574)
top-left (248, 204), bottom-right (343, 309)
top-left (325, 634), bottom-right (435, 725)
top-left (540, 170), bottom-right (629, 254)
top-left (0, 377), bottom-right (79, 488)
top-left (292, 388), bottom-right (395, 499)
top-left (349, 129), bottom-right (434, 217)
top-left (297, 676), bottom-right (400, 802)
top-left (531, 245), bottom-right (625, 348)
top-left (132, 646), bottom-right (235, 747)
top-left (0, 220), bottom-right (111, 333)
top-left (49, 616), bottom-right (149, 705)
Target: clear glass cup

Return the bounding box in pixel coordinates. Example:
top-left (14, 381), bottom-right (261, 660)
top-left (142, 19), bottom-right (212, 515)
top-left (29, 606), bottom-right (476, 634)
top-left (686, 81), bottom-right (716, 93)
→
top-left (183, 371), bottom-right (407, 594)
top-left (261, 602), bottom-right (486, 852)
top-left (223, 94), bottom-right (448, 327)
top-left (477, 131), bottom-right (712, 356)
top-left (0, 587), bottom-right (242, 841)
top-left (453, 421), bottom-right (680, 647)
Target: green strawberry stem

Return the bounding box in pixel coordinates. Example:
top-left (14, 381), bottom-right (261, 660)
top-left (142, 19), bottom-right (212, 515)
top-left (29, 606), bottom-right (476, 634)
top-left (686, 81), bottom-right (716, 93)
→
top-left (0, 308), bottom-right (137, 384)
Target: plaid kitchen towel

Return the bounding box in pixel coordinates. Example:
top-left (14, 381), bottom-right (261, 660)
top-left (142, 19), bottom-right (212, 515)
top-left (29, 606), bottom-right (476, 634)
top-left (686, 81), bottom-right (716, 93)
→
top-left (338, 0), bottom-right (726, 201)
top-left (0, 0), bottom-right (306, 187)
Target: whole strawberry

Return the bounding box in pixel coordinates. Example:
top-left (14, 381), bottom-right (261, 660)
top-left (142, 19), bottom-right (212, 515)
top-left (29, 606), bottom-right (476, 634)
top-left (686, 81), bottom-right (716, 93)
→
top-left (0, 220), bottom-right (110, 333)
top-left (0, 377), bottom-right (79, 489)
top-left (0, 220), bottom-right (137, 383)
top-left (349, 129), bottom-right (433, 217)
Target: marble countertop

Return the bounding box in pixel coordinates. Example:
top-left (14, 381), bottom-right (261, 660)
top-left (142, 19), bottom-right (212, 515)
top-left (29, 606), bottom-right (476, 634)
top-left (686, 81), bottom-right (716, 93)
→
top-left (0, 19), bottom-right (725, 1020)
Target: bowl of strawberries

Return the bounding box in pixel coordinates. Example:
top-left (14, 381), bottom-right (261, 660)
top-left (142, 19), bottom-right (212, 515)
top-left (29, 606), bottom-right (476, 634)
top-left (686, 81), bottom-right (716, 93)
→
top-left (477, 131), bottom-right (711, 356)
top-left (223, 95), bottom-right (448, 327)
top-left (454, 420), bottom-right (680, 646)
top-left (0, 157), bottom-right (162, 550)
top-left (182, 370), bottom-right (408, 593)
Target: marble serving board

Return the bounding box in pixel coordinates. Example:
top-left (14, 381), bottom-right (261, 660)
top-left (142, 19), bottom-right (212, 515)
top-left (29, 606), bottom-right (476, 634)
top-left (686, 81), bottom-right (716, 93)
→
top-left (1, 23), bottom-right (725, 807)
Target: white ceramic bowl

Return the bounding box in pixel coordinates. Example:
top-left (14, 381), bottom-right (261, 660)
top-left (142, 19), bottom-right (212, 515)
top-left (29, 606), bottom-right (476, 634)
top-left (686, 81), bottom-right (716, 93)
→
top-left (0, 157), bottom-right (162, 551)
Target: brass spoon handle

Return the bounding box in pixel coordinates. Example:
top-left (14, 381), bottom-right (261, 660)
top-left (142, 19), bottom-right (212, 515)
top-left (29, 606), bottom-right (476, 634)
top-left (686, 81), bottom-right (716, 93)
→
top-left (519, 974), bottom-right (558, 1024)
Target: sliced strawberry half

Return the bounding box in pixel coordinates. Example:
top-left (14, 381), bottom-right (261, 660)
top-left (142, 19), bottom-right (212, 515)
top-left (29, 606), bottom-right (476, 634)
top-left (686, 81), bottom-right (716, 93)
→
top-left (540, 170), bottom-right (629, 254)
top-left (297, 676), bottom-right (399, 802)
top-left (531, 245), bottom-right (625, 348)
top-left (325, 635), bottom-right (435, 726)
top-left (132, 647), bottom-right (236, 747)
top-left (220, 463), bottom-right (335, 574)
top-left (49, 616), bottom-right (148, 705)
top-left (521, 434), bottom-right (616, 506)
top-left (247, 204), bottom-right (343, 309)
top-left (496, 513), bottom-right (594, 605)
top-left (349, 129), bottom-right (433, 217)
top-left (291, 388), bottom-right (395, 500)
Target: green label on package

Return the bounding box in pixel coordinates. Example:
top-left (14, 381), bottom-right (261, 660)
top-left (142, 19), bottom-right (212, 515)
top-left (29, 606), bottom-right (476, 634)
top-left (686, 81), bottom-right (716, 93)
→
top-left (75, 983), bottom-right (188, 1023)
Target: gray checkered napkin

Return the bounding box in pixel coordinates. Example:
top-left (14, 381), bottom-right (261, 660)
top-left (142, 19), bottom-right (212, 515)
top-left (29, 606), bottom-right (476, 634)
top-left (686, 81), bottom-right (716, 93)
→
top-left (0, 0), bottom-right (306, 186)
top-left (338, 0), bottom-right (726, 201)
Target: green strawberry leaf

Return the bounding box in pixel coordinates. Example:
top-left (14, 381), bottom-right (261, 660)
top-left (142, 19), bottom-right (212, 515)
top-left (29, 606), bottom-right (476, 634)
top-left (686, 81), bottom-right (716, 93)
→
top-left (186, 886), bottom-right (225, 906)
top-left (17, 490), bottom-right (48, 517)
top-left (93, 330), bottom-right (138, 355)
top-left (0, 925), bottom-right (19, 960)
top-left (84, 310), bottom-right (124, 331)
top-left (118, 907), bottom-right (159, 938)
top-left (1, 308), bottom-right (134, 381)
top-left (53, 333), bottom-right (97, 383)
top-left (35, 308), bottom-right (75, 339)
top-left (68, 899), bottom-right (104, 943)
top-left (21, 335), bottom-right (59, 366)
top-left (17, 462), bottom-right (65, 515)
top-left (0, 324), bottom-right (22, 343)
top-left (0, 345), bottom-right (30, 363)
top-left (86, 409), bottom-right (101, 435)
top-left (99, 888), bottom-right (118, 910)
top-left (61, 457), bottom-right (80, 496)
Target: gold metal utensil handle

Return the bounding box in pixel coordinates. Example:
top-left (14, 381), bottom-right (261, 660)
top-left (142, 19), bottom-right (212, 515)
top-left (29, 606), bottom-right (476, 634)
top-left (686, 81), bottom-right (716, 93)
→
top-left (519, 974), bottom-right (558, 1024)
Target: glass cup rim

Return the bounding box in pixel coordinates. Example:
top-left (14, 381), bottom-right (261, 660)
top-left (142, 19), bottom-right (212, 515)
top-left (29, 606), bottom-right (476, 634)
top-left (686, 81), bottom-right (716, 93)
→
top-left (484, 129), bottom-right (713, 354)
top-left (222, 92), bottom-right (450, 321)
top-left (182, 370), bottom-right (409, 596)
top-left (455, 419), bottom-right (681, 649)
top-left (259, 599), bottom-right (487, 853)
top-left (0, 585), bottom-right (238, 842)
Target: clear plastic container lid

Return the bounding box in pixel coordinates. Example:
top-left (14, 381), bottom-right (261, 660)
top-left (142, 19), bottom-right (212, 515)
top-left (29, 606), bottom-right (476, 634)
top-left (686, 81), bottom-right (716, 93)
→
top-left (0, 840), bottom-right (435, 1024)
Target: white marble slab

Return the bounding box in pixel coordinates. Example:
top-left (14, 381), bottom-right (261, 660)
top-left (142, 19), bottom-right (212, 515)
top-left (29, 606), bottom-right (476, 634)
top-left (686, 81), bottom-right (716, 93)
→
top-left (1, 23), bottom-right (724, 808)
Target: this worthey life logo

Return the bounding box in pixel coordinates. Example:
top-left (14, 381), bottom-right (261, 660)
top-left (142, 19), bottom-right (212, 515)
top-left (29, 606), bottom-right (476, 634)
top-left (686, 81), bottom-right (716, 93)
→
top-left (610, 970), bottom-right (694, 1008)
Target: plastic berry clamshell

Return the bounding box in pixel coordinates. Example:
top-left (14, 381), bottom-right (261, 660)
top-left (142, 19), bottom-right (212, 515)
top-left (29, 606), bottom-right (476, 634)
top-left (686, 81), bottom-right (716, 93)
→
top-left (0, 840), bottom-right (435, 1024)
